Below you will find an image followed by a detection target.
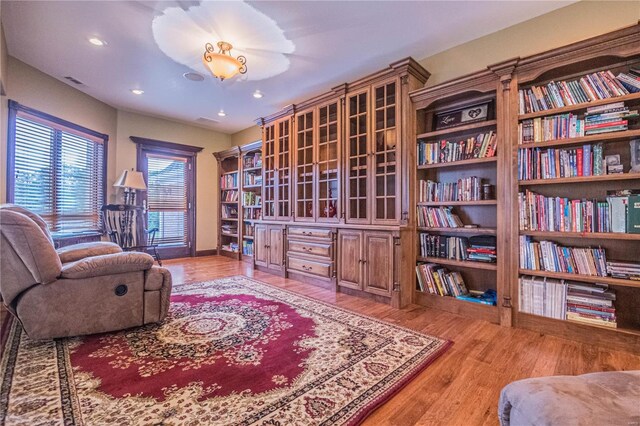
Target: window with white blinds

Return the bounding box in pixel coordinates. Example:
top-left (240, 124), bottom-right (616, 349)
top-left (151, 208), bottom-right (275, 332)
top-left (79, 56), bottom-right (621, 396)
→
top-left (146, 154), bottom-right (188, 246)
top-left (8, 101), bottom-right (107, 235)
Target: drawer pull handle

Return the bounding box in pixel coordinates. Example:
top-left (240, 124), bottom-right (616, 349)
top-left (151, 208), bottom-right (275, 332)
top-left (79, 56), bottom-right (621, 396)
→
top-left (302, 265), bottom-right (312, 271)
top-left (302, 247), bottom-right (312, 252)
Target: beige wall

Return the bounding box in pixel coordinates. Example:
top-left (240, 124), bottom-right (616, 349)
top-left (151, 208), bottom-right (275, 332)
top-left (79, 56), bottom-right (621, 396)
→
top-left (230, 125), bottom-right (262, 147)
top-left (230, 0), bottom-right (640, 140)
top-left (115, 110), bottom-right (232, 251)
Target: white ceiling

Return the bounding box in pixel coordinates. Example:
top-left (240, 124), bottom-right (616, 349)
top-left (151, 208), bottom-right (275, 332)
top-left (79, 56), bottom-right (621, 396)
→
top-left (2, 1), bottom-right (574, 134)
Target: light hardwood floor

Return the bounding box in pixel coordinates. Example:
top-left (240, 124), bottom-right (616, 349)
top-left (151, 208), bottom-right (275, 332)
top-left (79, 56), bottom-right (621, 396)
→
top-left (165, 255), bottom-right (640, 426)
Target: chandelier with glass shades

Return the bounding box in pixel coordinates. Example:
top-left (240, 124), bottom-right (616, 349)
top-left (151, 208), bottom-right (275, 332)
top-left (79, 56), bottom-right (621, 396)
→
top-left (202, 41), bottom-right (247, 81)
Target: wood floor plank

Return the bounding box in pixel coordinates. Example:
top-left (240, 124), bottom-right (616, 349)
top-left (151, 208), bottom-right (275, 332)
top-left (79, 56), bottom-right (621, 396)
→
top-left (163, 256), bottom-right (640, 425)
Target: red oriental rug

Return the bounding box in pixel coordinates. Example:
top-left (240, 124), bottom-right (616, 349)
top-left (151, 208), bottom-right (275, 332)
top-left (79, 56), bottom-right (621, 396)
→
top-left (0, 276), bottom-right (451, 425)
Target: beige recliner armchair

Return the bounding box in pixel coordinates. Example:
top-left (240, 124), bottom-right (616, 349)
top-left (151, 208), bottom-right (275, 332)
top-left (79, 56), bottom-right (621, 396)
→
top-left (0, 205), bottom-right (172, 340)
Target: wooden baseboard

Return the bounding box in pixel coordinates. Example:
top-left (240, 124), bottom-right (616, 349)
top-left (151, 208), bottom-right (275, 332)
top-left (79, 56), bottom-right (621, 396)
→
top-left (195, 249), bottom-right (218, 257)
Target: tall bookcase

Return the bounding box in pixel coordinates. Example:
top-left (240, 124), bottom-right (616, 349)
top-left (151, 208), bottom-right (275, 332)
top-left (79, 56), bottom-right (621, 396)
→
top-left (240, 141), bottom-right (263, 262)
top-left (507, 25), bottom-right (640, 350)
top-left (410, 70), bottom-right (508, 325)
top-left (214, 147), bottom-right (241, 259)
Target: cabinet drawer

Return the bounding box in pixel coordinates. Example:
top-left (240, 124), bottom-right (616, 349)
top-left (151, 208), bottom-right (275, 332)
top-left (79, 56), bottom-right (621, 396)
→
top-left (288, 239), bottom-right (333, 258)
top-left (288, 227), bottom-right (332, 240)
top-left (288, 255), bottom-right (333, 278)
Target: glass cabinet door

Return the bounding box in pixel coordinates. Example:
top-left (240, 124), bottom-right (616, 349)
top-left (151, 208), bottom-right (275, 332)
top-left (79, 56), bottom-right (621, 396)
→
top-left (276, 119), bottom-right (291, 219)
top-left (346, 90), bottom-right (369, 223)
top-left (372, 80), bottom-right (399, 223)
top-left (262, 123), bottom-right (276, 219)
top-left (295, 110), bottom-right (314, 220)
top-left (317, 102), bottom-right (340, 221)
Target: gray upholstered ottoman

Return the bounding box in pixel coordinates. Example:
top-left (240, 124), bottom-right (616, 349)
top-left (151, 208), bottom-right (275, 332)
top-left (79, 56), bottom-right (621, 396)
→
top-left (498, 371), bottom-right (640, 425)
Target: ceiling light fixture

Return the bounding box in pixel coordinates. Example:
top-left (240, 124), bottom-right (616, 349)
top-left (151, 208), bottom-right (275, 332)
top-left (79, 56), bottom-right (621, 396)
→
top-left (131, 89), bottom-right (144, 95)
top-left (218, 110), bottom-right (226, 117)
top-left (183, 72), bottom-right (205, 82)
top-left (203, 41), bottom-right (247, 81)
top-left (253, 90), bottom-right (263, 99)
top-left (88, 37), bottom-right (106, 46)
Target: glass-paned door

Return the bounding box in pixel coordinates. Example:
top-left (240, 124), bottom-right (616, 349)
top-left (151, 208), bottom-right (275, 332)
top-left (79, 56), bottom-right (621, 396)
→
top-left (372, 80), bottom-right (399, 223)
top-left (346, 89), bottom-right (369, 223)
top-left (263, 124), bottom-right (276, 219)
top-left (317, 102), bottom-right (339, 222)
top-left (141, 152), bottom-right (193, 258)
top-left (295, 110), bottom-right (315, 220)
top-left (276, 119), bottom-right (291, 219)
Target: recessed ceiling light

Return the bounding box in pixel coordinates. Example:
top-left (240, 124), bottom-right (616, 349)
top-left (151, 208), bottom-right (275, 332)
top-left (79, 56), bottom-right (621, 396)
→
top-left (131, 89), bottom-right (144, 95)
top-left (183, 72), bottom-right (205, 82)
top-left (218, 110), bottom-right (226, 117)
top-left (253, 90), bottom-right (263, 99)
top-left (88, 37), bottom-right (106, 46)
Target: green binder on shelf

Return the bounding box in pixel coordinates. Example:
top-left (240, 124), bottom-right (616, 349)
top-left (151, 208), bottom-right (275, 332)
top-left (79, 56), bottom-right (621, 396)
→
top-left (627, 195), bottom-right (640, 234)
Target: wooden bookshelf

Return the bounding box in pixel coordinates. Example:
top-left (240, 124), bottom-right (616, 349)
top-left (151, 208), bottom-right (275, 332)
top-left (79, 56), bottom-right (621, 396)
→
top-left (508, 24), bottom-right (640, 351)
top-left (410, 69), bottom-right (505, 324)
top-left (240, 141), bottom-right (262, 261)
top-left (214, 147), bottom-right (241, 260)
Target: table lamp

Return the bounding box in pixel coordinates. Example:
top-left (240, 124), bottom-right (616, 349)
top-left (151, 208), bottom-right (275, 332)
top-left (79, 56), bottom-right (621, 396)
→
top-left (113, 169), bottom-right (147, 205)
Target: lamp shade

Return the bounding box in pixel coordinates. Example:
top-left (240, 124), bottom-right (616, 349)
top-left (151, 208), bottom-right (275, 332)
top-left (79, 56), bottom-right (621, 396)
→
top-left (113, 169), bottom-right (147, 190)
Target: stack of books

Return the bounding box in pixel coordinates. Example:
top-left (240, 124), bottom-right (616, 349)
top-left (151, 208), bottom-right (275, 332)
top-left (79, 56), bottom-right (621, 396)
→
top-left (584, 102), bottom-right (636, 136)
top-left (417, 131), bottom-right (496, 165)
top-left (242, 191), bottom-right (261, 207)
top-left (418, 177), bottom-right (484, 202)
top-left (607, 261), bottom-right (640, 280)
top-left (222, 242), bottom-right (239, 253)
top-left (518, 69), bottom-right (633, 114)
top-left (467, 236), bottom-right (497, 263)
top-left (221, 223), bottom-right (238, 235)
top-left (416, 206), bottom-right (464, 228)
top-left (221, 172), bottom-right (238, 188)
top-left (518, 190), bottom-right (615, 233)
top-left (519, 114), bottom-right (584, 143)
top-left (222, 205), bottom-right (238, 219)
top-left (222, 190), bottom-right (239, 202)
top-left (519, 236), bottom-right (608, 276)
top-left (517, 143), bottom-right (604, 180)
top-left (566, 282), bottom-right (617, 328)
top-left (415, 263), bottom-right (468, 297)
top-left (616, 67), bottom-right (640, 93)
top-left (518, 275), bottom-right (567, 320)
top-left (418, 234), bottom-right (469, 260)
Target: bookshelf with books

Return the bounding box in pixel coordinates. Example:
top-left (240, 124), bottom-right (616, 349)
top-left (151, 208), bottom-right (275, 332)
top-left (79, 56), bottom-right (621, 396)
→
top-left (410, 69), bottom-right (506, 325)
top-left (240, 141), bottom-right (263, 262)
top-left (214, 147), bottom-right (241, 259)
top-left (508, 24), bottom-right (640, 350)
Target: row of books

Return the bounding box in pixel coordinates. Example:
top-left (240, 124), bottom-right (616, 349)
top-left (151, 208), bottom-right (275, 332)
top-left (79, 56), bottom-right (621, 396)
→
top-left (221, 173), bottom-right (238, 189)
top-left (244, 223), bottom-right (255, 237)
top-left (519, 114), bottom-right (585, 144)
top-left (418, 177), bottom-right (486, 202)
top-left (608, 261), bottom-right (640, 281)
top-left (222, 189), bottom-right (239, 202)
top-left (415, 263), bottom-right (468, 297)
top-left (518, 69), bottom-right (635, 114)
top-left (419, 234), bottom-right (497, 263)
top-left (617, 68), bottom-right (640, 93)
top-left (417, 131), bottom-right (496, 165)
top-left (416, 206), bottom-right (464, 228)
top-left (518, 190), bottom-right (621, 233)
top-left (517, 143), bottom-right (604, 180)
top-left (243, 152), bottom-right (263, 168)
top-left (519, 236), bottom-right (607, 276)
top-left (243, 208), bottom-right (261, 220)
top-left (221, 205), bottom-right (238, 219)
top-left (244, 173), bottom-right (263, 186)
top-left (242, 192), bottom-right (262, 207)
top-left (519, 276), bottom-right (617, 328)
top-left (242, 240), bottom-right (254, 256)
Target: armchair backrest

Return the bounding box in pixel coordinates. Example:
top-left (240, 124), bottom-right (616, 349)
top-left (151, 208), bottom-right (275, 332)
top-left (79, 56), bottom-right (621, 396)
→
top-left (0, 206), bottom-right (62, 311)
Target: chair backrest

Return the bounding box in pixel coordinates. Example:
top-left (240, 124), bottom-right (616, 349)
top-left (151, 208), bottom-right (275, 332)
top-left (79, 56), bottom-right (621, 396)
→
top-left (101, 204), bottom-right (149, 248)
top-left (0, 206), bottom-right (62, 312)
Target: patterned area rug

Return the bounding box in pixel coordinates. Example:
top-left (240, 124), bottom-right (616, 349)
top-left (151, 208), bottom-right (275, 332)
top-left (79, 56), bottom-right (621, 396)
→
top-left (0, 276), bottom-right (451, 425)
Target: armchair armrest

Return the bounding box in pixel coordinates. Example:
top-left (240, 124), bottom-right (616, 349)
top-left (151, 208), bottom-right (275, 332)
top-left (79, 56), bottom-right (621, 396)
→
top-left (57, 241), bottom-right (122, 264)
top-left (60, 252), bottom-right (154, 279)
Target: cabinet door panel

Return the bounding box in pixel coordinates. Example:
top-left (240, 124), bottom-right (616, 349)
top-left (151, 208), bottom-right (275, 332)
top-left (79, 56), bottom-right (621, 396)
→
top-left (345, 89), bottom-right (370, 224)
top-left (337, 230), bottom-right (362, 289)
top-left (364, 231), bottom-right (393, 296)
top-left (268, 226), bottom-right (284, 271)
top-left (294, 110), bottom-right (315, 221)
top-left (262, 124), bottom-right (276, 219)
top-left (276, 119), bottom-right (291, 220)
top-left (317, 101), bottom-right (340, 222)
top-left (371, 79), bottom-right (400, 225)
top-left (254, 225), bottom-right (268, 267)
